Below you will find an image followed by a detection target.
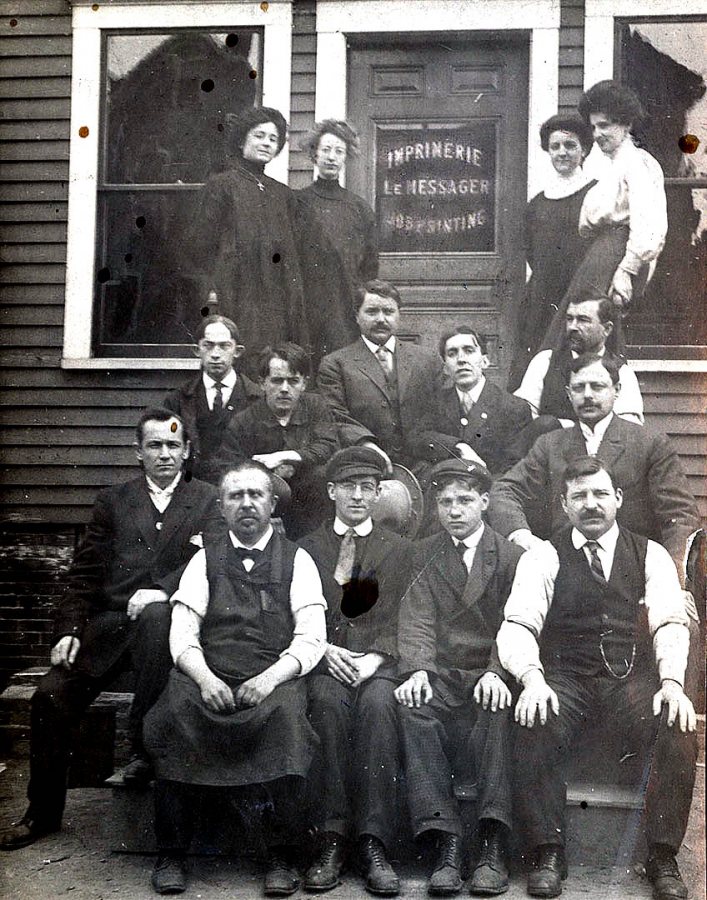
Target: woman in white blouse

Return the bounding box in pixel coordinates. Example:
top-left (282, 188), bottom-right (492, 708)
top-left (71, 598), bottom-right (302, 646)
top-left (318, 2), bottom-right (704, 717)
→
top-left (543, 80), bottom-right (667, 356)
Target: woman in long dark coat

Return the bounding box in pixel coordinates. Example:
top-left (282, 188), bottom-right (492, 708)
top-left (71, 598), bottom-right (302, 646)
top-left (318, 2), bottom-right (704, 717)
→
top-left (190, 107), bottom-right (309, 359)
top-left (297, 120), bottom-right (379, 360)
top-left (509, 114), bottom-right (595, 387)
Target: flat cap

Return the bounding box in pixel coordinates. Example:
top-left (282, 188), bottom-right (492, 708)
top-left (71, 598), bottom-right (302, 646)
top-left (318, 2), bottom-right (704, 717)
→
top-left (325, 446), bottom-right (386, 483)
top-left (429, 458), bottom-right (492, 493)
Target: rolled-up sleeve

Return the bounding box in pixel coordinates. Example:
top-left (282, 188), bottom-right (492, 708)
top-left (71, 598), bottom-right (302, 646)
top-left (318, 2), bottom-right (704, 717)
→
top-left (643, 540), bottom-right (690, 686)
top-left (281, 547), bottom-right (327, 675)
top-left (497, 544), bottom-right (559, 682)
top-left (168, 549), bottom-right (210, 665)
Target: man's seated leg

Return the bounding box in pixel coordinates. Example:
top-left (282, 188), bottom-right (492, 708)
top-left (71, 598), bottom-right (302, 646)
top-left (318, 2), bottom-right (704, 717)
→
top-left (0, 664), bottom-right (106, 850)
top-left (125, 601), bottom-right (173, 786)
top-left (264, 775), bottom-right (307, 897)
top-left (304, 673), bottom-right (354, 891)
top-left (151, 778), bottom-right (193, 895)
top-left (513, 672), bottom-right (592, 898)
top-left (398, 697), bottom-right (464, 896)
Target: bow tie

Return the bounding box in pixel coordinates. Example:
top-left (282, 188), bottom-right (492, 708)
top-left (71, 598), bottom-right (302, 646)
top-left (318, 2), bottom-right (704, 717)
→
top-left (231, 546), bottom-right (263, 563)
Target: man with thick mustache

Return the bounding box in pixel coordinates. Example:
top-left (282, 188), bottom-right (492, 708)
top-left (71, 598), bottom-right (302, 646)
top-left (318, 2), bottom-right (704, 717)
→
top-left (497, 457), bottom-right (698, 900)
top-left (488, 353), bottom-right (699, 581)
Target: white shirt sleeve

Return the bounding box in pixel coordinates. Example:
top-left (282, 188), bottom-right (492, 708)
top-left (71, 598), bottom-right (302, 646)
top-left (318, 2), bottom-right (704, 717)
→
top-left (514, 350), bottom-right (552, 418)
top-left (280, 547), bottom-right (328, 676)
top-left (614, 364), bottom-right (644, 425)
top-left (643, 540), bottom-right (690, 686)
top-left (620, 150), bottom-right (668, 274)
top-left (497, 543), bottom-right (560, 682)
top-left (168, 549), bottom-right (210, 664)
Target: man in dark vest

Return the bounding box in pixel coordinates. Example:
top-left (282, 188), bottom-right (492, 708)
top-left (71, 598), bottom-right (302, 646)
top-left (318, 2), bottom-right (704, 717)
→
top-left (514, 292), bottom-right (643, 429)
top-left (163, 314), bottom-right (260, 483)
top-left (0, 409), bottom-right (221, 851)
top-left (395, 460), bottom-right (524, 897)
top-left (317, 279), bottom-right (442, 473)
top-left (143, 460), bottom-right (327, 896)
top-left (299, 447), bottom-right (414, 895)
top-left (497, 456), bottom-right (697, 900)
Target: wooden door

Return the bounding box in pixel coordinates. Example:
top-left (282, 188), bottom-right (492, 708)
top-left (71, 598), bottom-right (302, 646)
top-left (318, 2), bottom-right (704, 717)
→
top-left (347, 35), bottom-right (529, 381)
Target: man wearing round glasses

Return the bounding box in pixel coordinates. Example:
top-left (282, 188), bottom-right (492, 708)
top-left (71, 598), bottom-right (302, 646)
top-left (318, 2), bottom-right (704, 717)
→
top-left (163, 315), bottom-right (260, 483)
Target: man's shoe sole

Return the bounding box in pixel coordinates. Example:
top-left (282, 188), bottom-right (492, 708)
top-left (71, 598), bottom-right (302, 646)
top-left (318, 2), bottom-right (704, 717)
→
top-left (304, 875), bottom-right (343, 892)
top-left (468, 884), bottom-right (509, 897)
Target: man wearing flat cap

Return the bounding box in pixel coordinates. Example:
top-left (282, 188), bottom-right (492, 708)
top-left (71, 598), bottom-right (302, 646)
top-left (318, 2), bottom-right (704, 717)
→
top-left (395, 460), bottom-right (524, 897)
top-left (298, 447), bottom-right (414, 896)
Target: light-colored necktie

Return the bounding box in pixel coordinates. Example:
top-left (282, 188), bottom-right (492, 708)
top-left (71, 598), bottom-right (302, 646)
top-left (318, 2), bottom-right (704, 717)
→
top-left (375, 346), bottom-right (393, 378)
top-left (212, 381), bottom-right (224, 412)
top-left (584, 540), bottom-right (607, 583)
top-left (460, 392), bottom-right (473, 415)
top-left (334, 528), bottom-right (357, 585)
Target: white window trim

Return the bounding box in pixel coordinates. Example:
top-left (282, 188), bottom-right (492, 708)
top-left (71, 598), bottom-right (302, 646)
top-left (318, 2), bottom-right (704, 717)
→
top-left (314, 0), bottom-right (560, 203)
top-left (584, 0), bottom-right (707, 371)
top-left (62, 0), bottom-right (293, 370)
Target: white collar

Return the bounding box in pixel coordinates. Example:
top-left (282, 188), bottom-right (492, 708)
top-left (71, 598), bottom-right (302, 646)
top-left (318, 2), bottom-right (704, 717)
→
top-left (456, 376), bottom-right (486, 404)
top-left (333, 516), bottom-right (374, 537)
top-left (452, 522), bottom-right (485, 551)
top-left (572, 521), bottom-right (619, 554)
top-left (229, 524), bottom-right (273, 551)
top-left (570, 345), bottom-right (606, 360)
top-left (203, 368), bottom-right (237, 390)
top-left (145, 471), bottom-right (182, 497)
top-left (543, 167), bottom-right (591, 200)
top-left (361, 335), bottom-right (396, 356)
top-left (579, 411), bottom-right (614, 442)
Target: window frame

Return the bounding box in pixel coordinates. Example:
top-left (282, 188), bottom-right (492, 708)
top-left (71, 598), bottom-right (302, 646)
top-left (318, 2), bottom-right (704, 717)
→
top-left (584, 0), bottom-right (707, 371)
top-left (62, 0), bottom-right (294, 370)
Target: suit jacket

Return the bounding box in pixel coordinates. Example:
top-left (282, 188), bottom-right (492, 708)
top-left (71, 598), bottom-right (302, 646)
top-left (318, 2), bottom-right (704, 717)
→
top-left (317, 337), bottom-right (442, 462)
top-left (298, 521), bottom-right (413, 660)
top-left (163, 371), bottom-right (261, 482)
top-left (487, 415), bottom-right (699, 573)
top-left (408, 380), bottom-right (532, 475)
top-left (398, 527), bottom-right (524, 706)
top-left (53, 475), bottom-right (222, 676)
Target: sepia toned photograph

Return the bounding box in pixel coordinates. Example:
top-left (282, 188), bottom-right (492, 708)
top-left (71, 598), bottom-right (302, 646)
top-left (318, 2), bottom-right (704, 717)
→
top-left (0, 1), bottom-right (705, 898)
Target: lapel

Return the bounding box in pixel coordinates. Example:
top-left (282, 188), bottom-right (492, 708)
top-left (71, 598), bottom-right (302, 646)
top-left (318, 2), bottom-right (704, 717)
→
top-left (465, 381), bottom-right (495, 433)
top-left (395, 342), bottom-right (415, 399)
top-left (459, 526), bottom-right (498, 610)
top-left (154, 479), bottom-right (194, 552)
top-left (359, 525), bottom-right (393, 574)
top-left (352, 339), bottom-right (392, 402)
top-left (561, 424), bottom-right (589, 464)
top-left (596, 416), bottom-right (628, 470)
top-left (428, 534), bottom-right (468, 601)
top-left (127, 478), bottom-right (160, 548)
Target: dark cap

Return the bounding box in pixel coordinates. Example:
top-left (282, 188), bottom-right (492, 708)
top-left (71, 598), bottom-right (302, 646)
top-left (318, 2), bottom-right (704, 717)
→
top-left (325, 447), bottom-right (386, 483)
top-left (430, 458), bottom-right (492, 494)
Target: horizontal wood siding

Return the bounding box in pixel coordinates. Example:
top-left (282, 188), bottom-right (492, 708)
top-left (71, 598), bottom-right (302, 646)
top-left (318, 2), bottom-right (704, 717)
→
top-left (559, 0), bottom-right (584, 113)
top-left (288, 0), bottom-right (316, 190)
top-left (637, 372), bottom-right (707, 523)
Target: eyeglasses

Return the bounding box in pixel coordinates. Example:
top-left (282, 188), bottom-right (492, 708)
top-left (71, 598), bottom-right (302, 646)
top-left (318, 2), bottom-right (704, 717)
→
top-left (337, 482), bottom-right (378, 495)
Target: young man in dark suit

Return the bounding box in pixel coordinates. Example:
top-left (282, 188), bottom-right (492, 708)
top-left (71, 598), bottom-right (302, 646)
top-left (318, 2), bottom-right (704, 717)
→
top-left (408, 326), bottom-right (531, 476)
top-left (299, 447), bottom-right (413, 896)
top-left (497, 457), bottom-right (698, 900)
top-left (0, 409), bottom-right (221, 851)
top-left (395, 460), bottom-right (524, 897)
top-left (162, 314), bottom-right (260, 483)
top-left (317, 279), bottom-right (442, 473)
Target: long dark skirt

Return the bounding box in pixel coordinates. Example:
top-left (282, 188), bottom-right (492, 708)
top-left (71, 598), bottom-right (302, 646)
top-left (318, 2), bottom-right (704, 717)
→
top-left (144, 670), bottom-right (318, 786)
top-left (541, 224), bottom-right (648, 358)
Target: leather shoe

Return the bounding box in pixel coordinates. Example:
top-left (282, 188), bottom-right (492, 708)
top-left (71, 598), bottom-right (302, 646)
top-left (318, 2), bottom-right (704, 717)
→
top-left (428, 832), bottom-right (463, 895)
top-left (527, 845), bottom-right (567, 898)
top-left (265, 850), bottom-right (300, 896)
top-left (646, 846), bottom-right (688, 900)
top-left (358, 835), bottom-right (400, 896)
top-left (469, 822), bottom-right (508, 896)
top-left (121, 754), bottom-right (154, 789)
top-left (305, 832), bottom-right (347, 891)
top-left (0, 814), bottom-right (59, 851)
top-left (151, 854), bottom-right (187, 894)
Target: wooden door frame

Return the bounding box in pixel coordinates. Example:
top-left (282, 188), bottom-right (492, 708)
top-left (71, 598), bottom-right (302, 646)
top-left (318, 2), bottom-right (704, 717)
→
top-left (314, 0), bottom-right (560, 201)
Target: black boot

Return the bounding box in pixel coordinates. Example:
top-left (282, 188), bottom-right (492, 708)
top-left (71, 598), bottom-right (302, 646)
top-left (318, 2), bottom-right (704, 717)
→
top-left (265, 847), bottom-right (300, 897)
top-left (646, 845), bottom-right (688, 900)
top-left (527, 844), bottom-right (567, 898)
top-left (468, 820), bottom-right (509, 896)
top-left (305, 831), bottom-right (347, 891)
top-left (358, 834), bottom-right (400, 896)
top-left (428, 832), bottom-right (464, 896)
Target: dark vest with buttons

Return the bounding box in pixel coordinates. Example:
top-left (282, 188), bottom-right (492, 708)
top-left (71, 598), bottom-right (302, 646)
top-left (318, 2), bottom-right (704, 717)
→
top-left (195, 382), bottom-right (232, 466)
top-left (539, 347), bottom-right (575, 421)
top-left (541, 527), bottom-right (650, 677)
top-left (202, 531), bottom-right (297, 683)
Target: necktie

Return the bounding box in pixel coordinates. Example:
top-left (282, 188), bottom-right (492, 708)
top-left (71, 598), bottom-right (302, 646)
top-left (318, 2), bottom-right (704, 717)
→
top-left (375, 346), bottom-right (393, 379)
top-left (455, 540), bottom-right (469, 572)
top-left (212, 381), bottom-right (224, 412)
top-left (460, 392), bottom-right (473, 415)
top-left (334, 528), bottom-right (357, 585)
top-left (584, 540), bottom-right (606, 583)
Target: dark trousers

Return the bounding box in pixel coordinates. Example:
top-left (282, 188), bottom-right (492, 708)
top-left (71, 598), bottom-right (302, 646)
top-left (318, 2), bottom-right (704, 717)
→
top-left (27, 602), bottom-right (172, 828)
top-left (398, 691), bottom-right (513, 839)
top-left (154, 776), bottom-right (305, 853)
top-left (513, 667), bottom-right (698, 853)
top-left (306, 673), bottom-right (400, 849)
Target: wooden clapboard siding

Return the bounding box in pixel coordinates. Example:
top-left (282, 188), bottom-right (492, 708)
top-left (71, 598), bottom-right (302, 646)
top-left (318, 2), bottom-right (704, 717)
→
top-left (559, 0), bottom-right (584, 113)
top-left (637, 371), bottom-right (707, 522)
top-left (289, 0), bottom-right (317, 190)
